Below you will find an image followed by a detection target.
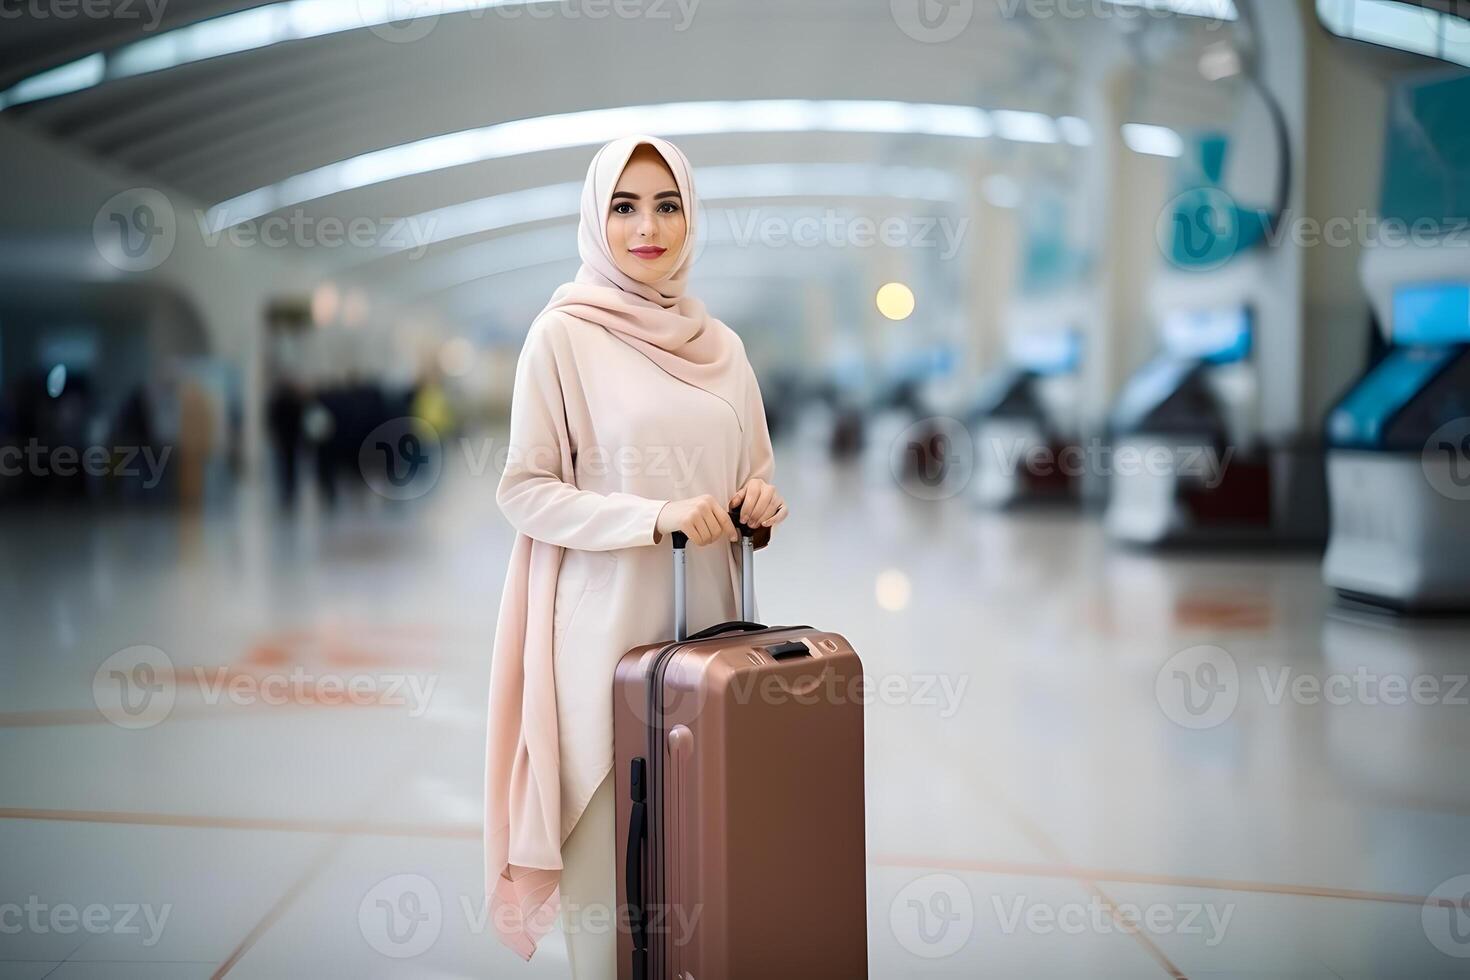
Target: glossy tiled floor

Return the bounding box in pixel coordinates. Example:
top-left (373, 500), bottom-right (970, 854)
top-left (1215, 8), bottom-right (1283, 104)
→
top-left (3, 436), bottom-right (1469, 978)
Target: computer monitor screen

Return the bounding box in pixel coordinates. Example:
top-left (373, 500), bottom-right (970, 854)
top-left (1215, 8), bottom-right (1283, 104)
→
top-left (1393, 283), bottom-right (1470, 346)
top-left (1161, 306), bottom-right (1252, 363)
top-left (1112, 356), bottom-right (1197, 433)
top-left (1009, 330), bottom-right (1081, 376)
top-left (1328, 345), bottom-right (1460, 448)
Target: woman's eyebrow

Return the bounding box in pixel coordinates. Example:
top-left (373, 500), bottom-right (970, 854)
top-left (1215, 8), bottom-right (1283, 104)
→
top-left (610, 189), bottom-right (681, 202)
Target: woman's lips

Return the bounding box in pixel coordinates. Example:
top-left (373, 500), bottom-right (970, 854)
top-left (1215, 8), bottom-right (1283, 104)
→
top-left (629, 245), bottom-right (666, 259)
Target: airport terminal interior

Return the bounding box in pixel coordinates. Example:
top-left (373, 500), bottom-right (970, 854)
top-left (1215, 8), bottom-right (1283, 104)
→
top-left (3, 0), bottom-right (1470, 976)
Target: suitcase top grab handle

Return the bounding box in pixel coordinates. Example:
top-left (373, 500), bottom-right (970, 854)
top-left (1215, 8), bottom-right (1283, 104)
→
top-left (669, 509), bottom-right (758, 641)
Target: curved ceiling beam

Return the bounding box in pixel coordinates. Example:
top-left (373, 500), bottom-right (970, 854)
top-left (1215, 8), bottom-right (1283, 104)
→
top-left (203, 99), bottom-right (1100, 227)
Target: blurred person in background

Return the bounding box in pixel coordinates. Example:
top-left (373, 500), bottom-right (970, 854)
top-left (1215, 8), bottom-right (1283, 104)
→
top-left (266, 377), bottom-right (305, 508)
top-left (483, 136), bottom-right (788, 977)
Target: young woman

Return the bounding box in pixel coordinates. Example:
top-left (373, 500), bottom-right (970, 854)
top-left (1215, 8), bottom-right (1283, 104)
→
top-left (483, 135), bottom-right (788, 977)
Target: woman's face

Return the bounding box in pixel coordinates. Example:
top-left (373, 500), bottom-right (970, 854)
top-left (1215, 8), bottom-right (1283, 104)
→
top-left (606, 144), bottom-right (687, 284)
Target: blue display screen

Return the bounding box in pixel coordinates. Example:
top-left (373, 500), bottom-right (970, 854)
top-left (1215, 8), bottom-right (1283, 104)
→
top-left (1393, 283), bottom-right (1470, 345)
top-left (1112, 356), bottom-right (1197, 432)
top-left (1009, 330), bottom-right (1081, 376)
top-left (1161, 306), bottom-right (1252, 364)
top-left (1328, 346), bottom-right (1459, 448)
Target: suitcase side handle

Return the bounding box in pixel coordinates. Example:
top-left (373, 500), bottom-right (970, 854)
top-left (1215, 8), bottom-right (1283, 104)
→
top-left (626, 757), bottom-right (649, 980)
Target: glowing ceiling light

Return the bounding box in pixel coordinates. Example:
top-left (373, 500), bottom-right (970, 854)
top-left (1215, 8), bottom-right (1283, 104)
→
top-left (991, 110), bottom-right (1059, 144)
top-left (1108, 0), bottom-right (1237, 18)
top-left (1122, 123), bottom-right (1185, 158)
top-left (3, 0), bottom-right (566, 107)
top-left (206, 101), bottom-right (1000, 227)
top-left (874, 569), bottom-right (912, 612)
top-left (876, 282), bottom-right (916, 322)
top-left (0, 54), bottom-right (104, 109)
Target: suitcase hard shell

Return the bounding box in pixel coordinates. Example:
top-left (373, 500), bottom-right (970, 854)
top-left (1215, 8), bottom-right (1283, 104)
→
top-left (612, 518), bottom-right (868, 979)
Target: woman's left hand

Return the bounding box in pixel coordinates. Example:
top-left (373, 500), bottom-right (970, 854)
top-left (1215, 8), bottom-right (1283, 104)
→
top-left (729, 478), bottom-right (788, 530)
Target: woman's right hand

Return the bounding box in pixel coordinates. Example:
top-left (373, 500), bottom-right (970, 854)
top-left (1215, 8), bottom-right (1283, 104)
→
top-left (655, 494), bottom-right (738, 546)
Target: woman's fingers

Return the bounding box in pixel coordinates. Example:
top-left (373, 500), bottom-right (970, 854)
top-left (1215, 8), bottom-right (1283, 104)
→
top-left (695, 509), bottom-right (717, 545)
top-left (731, 483), bottom-right (753, 525)
top-left (753, 482), bottom-right (777, 525)
top-left (765, 500), bottom-right (789, 526)
top-left (709, 503), bottom-right (737, 542)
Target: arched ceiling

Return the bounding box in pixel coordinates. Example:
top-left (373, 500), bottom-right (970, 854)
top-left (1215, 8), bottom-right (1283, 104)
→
top-left (2, 0), bottom-right (1247, 335)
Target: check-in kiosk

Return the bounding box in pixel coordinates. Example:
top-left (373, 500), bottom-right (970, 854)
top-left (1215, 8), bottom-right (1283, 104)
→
top-left (1322, 71), bottom-right (1470, 611)
top-left (971, 326), bottom-right (1083, 507)
top-left (1323, 279), bottom-right (1470, 609)
top-left (1106, 127), bottom-right (1323, 546)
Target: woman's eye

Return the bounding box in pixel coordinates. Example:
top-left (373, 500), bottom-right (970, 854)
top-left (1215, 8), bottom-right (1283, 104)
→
top-left (613, 203), bottom-right (634, 214)
top-left (658, 202), bottom-right (681, 214)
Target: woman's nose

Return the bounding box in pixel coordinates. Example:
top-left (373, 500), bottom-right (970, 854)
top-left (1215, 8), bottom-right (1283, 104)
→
top-left (636, 211), bottom-right (656, 238)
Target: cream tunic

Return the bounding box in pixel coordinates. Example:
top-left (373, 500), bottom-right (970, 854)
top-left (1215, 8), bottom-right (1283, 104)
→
top-left (495, 311), bottom-right (773, 839)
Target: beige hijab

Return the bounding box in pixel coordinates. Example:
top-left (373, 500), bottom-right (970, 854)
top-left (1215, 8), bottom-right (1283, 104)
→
top-left (483, 135), bottom-right (747, 960)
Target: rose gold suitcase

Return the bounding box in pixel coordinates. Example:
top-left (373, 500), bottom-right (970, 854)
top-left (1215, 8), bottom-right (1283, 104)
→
top-left (613, 516), bottom-right (868, 980)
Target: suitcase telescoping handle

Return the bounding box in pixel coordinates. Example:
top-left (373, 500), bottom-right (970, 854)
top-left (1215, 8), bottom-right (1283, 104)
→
top-left (669, 508), bottom-right (758, 642)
